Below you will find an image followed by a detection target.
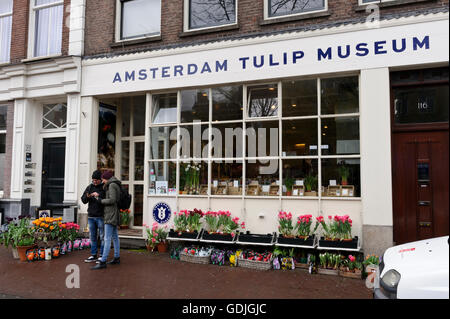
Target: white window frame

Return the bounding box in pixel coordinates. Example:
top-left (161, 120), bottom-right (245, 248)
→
top-left (358, 0), bottom-right (394, 4)
top-left (115, 0), bottom-right (162, 43)
top-left (264, 0), bottom-right (328, 20)
top-left (27, 0), bottom-right (64, 59)
top-left (0, 1), bottom-right (13, 64)
top-left (0, 104), bottom-right (8, 197)
top-left (183, 0), bottom-right (238, 33)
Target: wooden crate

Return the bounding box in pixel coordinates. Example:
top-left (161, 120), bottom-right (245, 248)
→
top-left (269, 185), bottom-right (280, 196)
top-left (327, 185), bottom-right (341, 197)
top-left (341, 185), bottom-right (355, 197)
top-left (292, 185), bottom-right (305, 196)
top-left (246, 184), bottom-right (260, 196)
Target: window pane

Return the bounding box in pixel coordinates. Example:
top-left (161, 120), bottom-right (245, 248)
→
top-left (152, 93), bottom-right (177, 124)
top-left (0, 0), bottom-right (12, 14)
top-left (179, 161), bottom-right (208, 195)
top-left (321, 158), bottom-right (360, 197)
top-left (0, 134), bottom-right (4, 191)
top-left (282, 159), bottom-right (318, 196)
top-left (393, 85), bottom-right (449, 124)
top-left (212, 86), bottom-right (243, 121)
top-left (179, 125), bottom-right (209, 159)
top-left (0, 133), bottom-right (5, 153)
top-left (246, 121), bottom-right (279, 157)
top-left (189, 0), bottom-right (236, 30)
top-left (135, 142), bottom-right (144, 180)
top-left (282, 119), bottom-right (318, 156)
top-left (282, 79), bottom-right (317, 117)
top-left (321, 77), bottom-right (359, 115)
top-left (97, 104), bottom-right (117, 173)
top-left (0, 105), bottom-right (7, 130)
top-left (247, 84), bottom-right (278, 118)
top-left (211, 123), bottom-right (243, 159)
top-left (150, 126), bottom-right (177, 160)
top-left (211, 161), bottom-right (243, 195)
top-left (149, 161), bottom-right (177, 195)
top-left (121, 141), bottom-right (129, 181)
top-left (246, 160), bottom-right (280, 196)
top-left (0, 16), bottom-right (12, 63)
top-left (181, 89), bottom-right (209, 122)
top-left (132, 96), bottom-right (146, 136)
top-left (35, 0), bottom-right (61, 5)
top-left (42, 103), bottom-right (67, 129)
top-left (269, 0), bottom-right (325, 18)
top-left (34, 4), bottom-right (63, 57)
top-left (121, 0), bottom-right (161, 39)
top-left (121, 103), bottom-right (130, 137)
top-left (321, 117), bottom-right (360, 155)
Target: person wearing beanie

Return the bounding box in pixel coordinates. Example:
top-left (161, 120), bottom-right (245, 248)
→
top-left (92, 170), bottom-right (121, 269)
top-left (81, 170), bottom-right (106, 263)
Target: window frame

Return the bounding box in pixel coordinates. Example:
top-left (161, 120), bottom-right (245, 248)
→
top-left (0, 0), bottom-right (13, 64)
top-left (264, 0), bottom-right (328, 21)
top-left (183, 0), bottom-right (238, 33)
top-left (115, 0), bottom-right (162, 43)
top-left (147, 74), bottom-right (361, 199)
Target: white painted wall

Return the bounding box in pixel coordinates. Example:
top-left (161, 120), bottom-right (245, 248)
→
top-left (360, 68), bottom-right (393, 227)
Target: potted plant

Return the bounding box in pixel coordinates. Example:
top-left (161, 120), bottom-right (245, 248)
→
top-left (119, 209), bottom-right (131, 229)
top-left (277, 211), bottom-right (294, 238)
top-left (303, 174), bottom-right (318, 196)
top-left (9, 217), bottom-right (36, 262)
top-left (338, 165), bottom-right (350, 186)
top-left (144, 222), bottom-right (169, 252)
top-left (32, 217), bottom-right (62, 248)
top-left (339, 255), bottom-right (363, 279)
top-left (168, 209), bottom-right (204, 240)
top-left (363, 254), bottom-right (380, 275)
top-left (201, 211), bottom-right (245, 242)
top-left (0, 217), bottom-right (20, 259)
top-left (284, 177), bottom-right (294, 196)
top-left (318, 252), bottom-right (342, 276)
top-left (316, 215), bottom-right (358, 249)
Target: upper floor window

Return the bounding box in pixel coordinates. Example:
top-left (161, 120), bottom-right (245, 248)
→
top-left (118, 0), bottom-right (161, 40)
top-left (266, 0), bottom-right (327, 19)
top-left (0, 0), bottom-right (13, 63)
top-left (31, 0), bottom-right (64, 58)
top-left (185, 0), bottom-right (237, 31)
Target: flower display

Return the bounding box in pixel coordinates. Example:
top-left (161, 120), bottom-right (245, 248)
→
top-left (119, 209), bottom-right (131, 226)
top-left (316, 214), bottom-right (353, 240)
top-left (204, 211), bottom-right (245, 237)
top-left (277, 211), bottom-right (294, 237)
top-left (144, 222), bottom-right (169, 248)
top-left (341, 255), bottom-right (363, 272)
top-left (363, 254), bottom-right (380, 266)
top-left (295, 214), bottom-right (320, 238)
top-left (173, 209), bottom-right (204, 233)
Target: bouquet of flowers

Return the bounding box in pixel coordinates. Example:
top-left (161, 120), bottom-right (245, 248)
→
top-left (173, 210), bottom-right (189, 233)
top-left (119, 209), bottom-right (131, 226)
top-left (144, 222), bottom-right (169, 248)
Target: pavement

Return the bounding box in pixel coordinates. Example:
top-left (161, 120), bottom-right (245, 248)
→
top-left (0, 245), bottom-right (372, 299)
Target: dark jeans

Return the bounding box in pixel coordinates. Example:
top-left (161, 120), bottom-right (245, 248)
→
top-left (88, 217), bottom-right (104, 257)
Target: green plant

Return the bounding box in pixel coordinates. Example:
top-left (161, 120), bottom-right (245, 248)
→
top-left (119, 209), bottom-right (131, 226)
top-left (144, 222), bottom-right (168, 247)
top-left (284, 177), bottom-right (294, 192)
top-left (295, 215), bottom-right (320, 238)
top-left (0, 217), bottom-right (34, 248)
top-left (338, 165), bottom-right (350, 184)
top-left (303, 174), bottom-right (317, 192)
top-left (342, 255), bottom-right (363, 271)
top-left (319, 252), bottom-right (342, 269)
top-left (363, 254), bottom-right (380, 266)
top-left (278, 211), bottom-right (294, 237)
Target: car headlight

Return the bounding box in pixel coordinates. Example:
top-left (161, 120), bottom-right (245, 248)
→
top-left (381, 269), bottom-right (401, 292)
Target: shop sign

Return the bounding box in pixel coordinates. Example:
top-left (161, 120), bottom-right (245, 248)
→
top-left (152, 202), bottom-right (171, 224)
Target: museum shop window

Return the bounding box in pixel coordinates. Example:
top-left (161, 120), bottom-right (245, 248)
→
top-left (147, 75), bottom-right (361, 198)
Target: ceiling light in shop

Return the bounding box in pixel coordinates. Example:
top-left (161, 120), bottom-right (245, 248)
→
top-left (295, 143), bottom-right (306, 148)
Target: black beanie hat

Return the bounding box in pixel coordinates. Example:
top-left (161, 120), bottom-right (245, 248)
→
top-left (92, 170), bottom-right (102, 180)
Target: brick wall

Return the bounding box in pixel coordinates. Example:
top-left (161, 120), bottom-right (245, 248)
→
top-left (84, 0), bottom-right (449, 58)
top-left (9, 0), bottom-right (72, 63)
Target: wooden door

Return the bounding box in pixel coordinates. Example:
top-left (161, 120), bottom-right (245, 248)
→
top-left (391, 67), bottom-right (449, 245)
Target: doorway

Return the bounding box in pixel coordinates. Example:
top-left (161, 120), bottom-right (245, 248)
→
top-left (41, 137), bottom-right (66, 216)
top-left (391, 67), bottom-right (449, 244)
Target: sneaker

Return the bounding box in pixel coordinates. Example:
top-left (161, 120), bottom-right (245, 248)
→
top-left (95, 256), bottom-right (103, 264)
top-left (84, 255), bottom-right (97, 263)
top-left (107, 257), bottom-right (120, 265)
top-left (91, 261), bottom-right (106, 270)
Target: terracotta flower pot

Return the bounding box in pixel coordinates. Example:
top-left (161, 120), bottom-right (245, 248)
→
top-left (146, 244), bottom-right (156, 252)
top-left (17, 245), bottom-right (36, 262)
top-left (157, 242), bottom-right (168, 253)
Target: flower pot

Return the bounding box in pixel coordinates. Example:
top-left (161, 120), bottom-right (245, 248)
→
top-left (157, 242), bottom-right (168, 253)
top-left (146, 244), bottom-right (156, 252)
top-left (341, 180), bottom-right (348, 186)
top-left (201, 231), bottom-right (236, 242)
top-left (17, 245), bottom-right (36, 262)
top-left (119, 225), bottom-right (129, 230)
top-left (11, 247), bottom-right (19, 259)
top-left (237, 232), bottom-right (274, 244)
top-left (319, 236), bottom-right (358, 249)
top-left (286, 191), bottom-right (292, 196)
top-left (168, 229), bottom-right (201, 240)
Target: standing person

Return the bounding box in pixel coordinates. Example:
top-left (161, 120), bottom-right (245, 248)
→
top-left (91, 170), bottom-right (121, 270)
top-left (81, 170), bottom-right (106, 263)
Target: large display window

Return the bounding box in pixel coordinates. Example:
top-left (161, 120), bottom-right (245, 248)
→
top-left (147, 75), bottom-right (361, 198)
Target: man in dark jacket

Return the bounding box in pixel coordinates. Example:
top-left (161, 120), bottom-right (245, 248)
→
top-left (81, 170), bottom-right (106, 262)
top-left (91, 170), bottom-right (121, 270)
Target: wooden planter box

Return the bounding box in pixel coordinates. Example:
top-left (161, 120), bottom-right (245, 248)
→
top-left (168, 229), bottom-right (201, 240)
top-left (317, 268), bottom-right (339, 276)
top-left (318, 236), bottom-right (359, 249)
top-left (201, 231), bottom-right (236, 242)
top-left (339, 269), bottom-right (362, 279)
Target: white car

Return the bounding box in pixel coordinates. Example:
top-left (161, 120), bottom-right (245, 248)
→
top-left (374, 236), bottom-right (449, 299)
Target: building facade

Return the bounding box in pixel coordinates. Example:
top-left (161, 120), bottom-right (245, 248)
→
top-left (1, 0), bottom-right (448, 256)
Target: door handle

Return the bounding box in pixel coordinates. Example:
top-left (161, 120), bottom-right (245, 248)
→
top-left (418, 201), bottom-right (430, 206)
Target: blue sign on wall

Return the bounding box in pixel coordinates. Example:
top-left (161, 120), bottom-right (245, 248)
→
top-left (152, 202), bottom-right (171, 224)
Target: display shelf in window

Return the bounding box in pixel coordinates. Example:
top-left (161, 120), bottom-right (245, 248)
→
top-left (269, 185), bottom-right (280, 196)
top-left (246, 182), bottom-right (260, 196)
top-left (291, 185), bottom-right (305, 196)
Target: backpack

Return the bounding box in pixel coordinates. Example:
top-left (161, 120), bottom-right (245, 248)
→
top-left (112, 181), bottom-right (132, 210)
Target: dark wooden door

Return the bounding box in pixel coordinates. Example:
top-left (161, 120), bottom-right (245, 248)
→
top-left (41, 137), bottom-right (66, 215)
top-left (391, 67), bottom-right (449, 245)
top-left (392, 130), bottom-right (449, 244)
